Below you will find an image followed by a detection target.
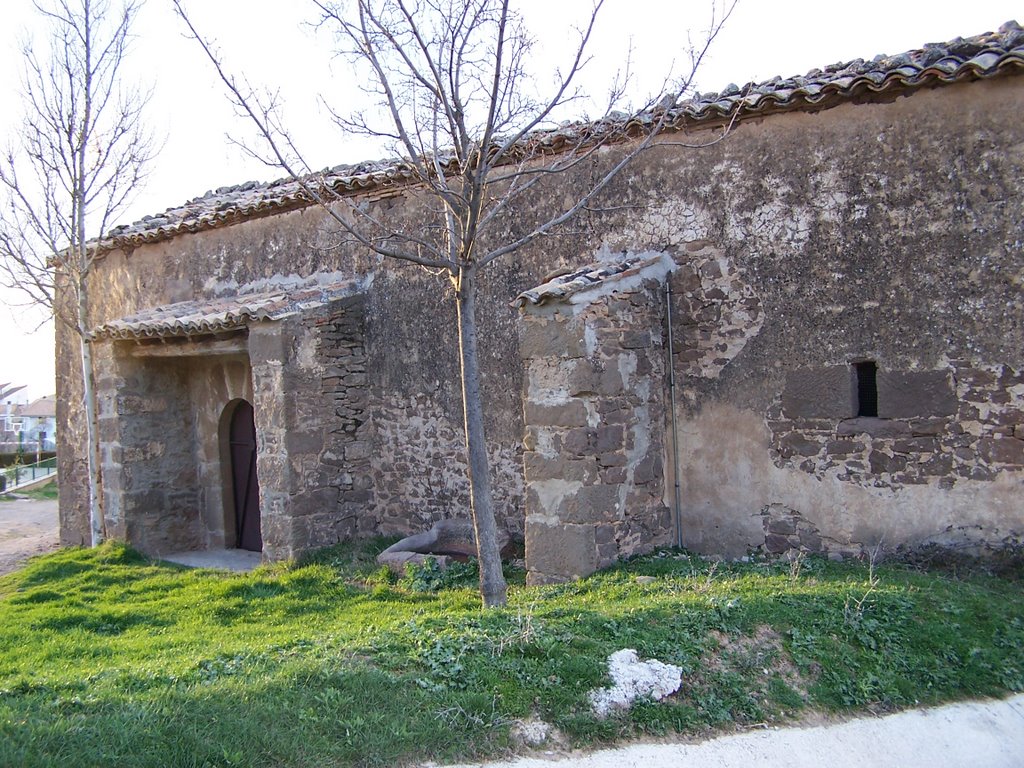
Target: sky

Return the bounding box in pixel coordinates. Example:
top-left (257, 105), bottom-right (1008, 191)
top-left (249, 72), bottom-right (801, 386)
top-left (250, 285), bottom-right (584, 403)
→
top-left (0, 0), bottom-right (1020, 402)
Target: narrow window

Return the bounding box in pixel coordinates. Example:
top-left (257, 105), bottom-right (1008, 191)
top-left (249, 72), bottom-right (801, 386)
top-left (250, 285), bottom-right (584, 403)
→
top-left (855, 361), bottom-right (878, 417)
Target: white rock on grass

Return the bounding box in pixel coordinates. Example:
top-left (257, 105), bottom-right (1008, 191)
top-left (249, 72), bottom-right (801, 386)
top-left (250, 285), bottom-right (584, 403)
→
top-left (511, 718), bottom-right (554, 746)
top-left (588, 649), bottom-right (683, 718)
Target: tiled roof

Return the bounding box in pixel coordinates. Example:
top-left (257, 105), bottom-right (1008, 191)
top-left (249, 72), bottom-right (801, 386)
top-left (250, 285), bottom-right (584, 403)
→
top-left (90, 279), bottom-right (357, 340)
top-left (101, 21), bottom-right (1024, 254)
top-left (513, 251), bottom-right (667, 308)
top-left (676, 20), bottom-right (1024, 124)
top-left (17, 396), bottom-right (56, 418)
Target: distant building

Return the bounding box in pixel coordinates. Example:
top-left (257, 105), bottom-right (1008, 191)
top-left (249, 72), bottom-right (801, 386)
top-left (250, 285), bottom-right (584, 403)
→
top-left (1, 395), bottom-right (57, 453)
top-left (18, 396), bottom-right (57, 452)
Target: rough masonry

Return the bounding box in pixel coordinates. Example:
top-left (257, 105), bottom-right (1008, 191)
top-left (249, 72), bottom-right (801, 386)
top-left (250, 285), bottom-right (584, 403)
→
top-left (55, 23), bottom-right (1024, 578)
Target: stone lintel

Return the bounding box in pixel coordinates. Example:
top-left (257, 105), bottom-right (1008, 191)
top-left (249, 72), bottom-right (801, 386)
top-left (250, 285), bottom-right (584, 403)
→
top-left (782, 366), bottom-right (855, 419)
top-left (877, 370), bottom-right (957, 419)
top-left (129, 335), bottom-right (248, 359)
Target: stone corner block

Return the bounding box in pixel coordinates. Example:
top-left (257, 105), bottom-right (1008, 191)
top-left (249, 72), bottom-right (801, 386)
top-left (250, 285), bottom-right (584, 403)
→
top-left (524, 400), bottom-right (588, 428)
top-left (519, 316), bottom-right (586, 360)
top-left (247, 323), bottom-right (290, 363)
top-left (525, 519), bottom-right (597, 580)
top-left (877, 369), bottom-right (957, 419)
top-left (782, 366), bottom-right (855, 419)
top-left (561, 484), bottom-right (620, 524)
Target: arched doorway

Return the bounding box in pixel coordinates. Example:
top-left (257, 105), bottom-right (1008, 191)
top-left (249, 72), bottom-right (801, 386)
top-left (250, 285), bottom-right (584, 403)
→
top-left (228, 400), bottom-right (262, 552)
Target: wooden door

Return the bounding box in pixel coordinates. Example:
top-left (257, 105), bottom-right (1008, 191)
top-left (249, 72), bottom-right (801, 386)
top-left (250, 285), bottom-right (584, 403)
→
top-left (229, 401), bottom-right (262, 551)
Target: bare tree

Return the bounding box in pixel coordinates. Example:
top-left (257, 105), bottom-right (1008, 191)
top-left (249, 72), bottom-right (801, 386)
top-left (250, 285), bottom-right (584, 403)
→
top-left (0, 0), bottom-right (154, 546)
top-left (175, 0), bottom-right (732, 607)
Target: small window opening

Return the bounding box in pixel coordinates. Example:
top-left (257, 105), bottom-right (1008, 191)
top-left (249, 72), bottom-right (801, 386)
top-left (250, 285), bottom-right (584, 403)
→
top-left (855, 361), bottom-right (878, 417)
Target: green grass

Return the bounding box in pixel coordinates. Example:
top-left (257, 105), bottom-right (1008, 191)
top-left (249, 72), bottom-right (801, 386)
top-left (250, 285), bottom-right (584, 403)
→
top-left (1, 542), bottom-right (1021, 767)
top-left (0, 481), bottom-right (59, 501)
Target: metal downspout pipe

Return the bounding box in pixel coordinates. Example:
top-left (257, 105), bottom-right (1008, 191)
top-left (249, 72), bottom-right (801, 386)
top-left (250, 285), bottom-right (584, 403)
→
top-left (664, 278), bottom-right (683, 549)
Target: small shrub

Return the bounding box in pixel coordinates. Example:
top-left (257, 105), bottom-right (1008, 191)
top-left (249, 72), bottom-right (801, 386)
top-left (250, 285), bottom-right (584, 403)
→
top-left (400, 557), bottom-right (479, 592)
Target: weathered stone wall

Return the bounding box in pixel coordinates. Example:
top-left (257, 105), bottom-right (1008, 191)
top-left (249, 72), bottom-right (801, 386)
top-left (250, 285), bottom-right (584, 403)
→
top-left (56, 75), bottom-right (1024, 563)
top-left (520, 258), bottom-right (672, 583)
top-left (247, 297), bottom-right (375, 559)
top-left (667, 243), bottom-right (764, 403)
top-left (516, 80), bottom-right (1023, 562)
top-left (94, 344), bottom-right (203, 554)
top-left (316, 297), bottom-right (377, 541)
top-left (363, 263), bottom-right (528, 540)
top-left (370, 392), bottom-right (525, 537)
top-left (640, 83), bottom-right (1024, 559)
top-left (769, 363), bottom-right (1024, 488)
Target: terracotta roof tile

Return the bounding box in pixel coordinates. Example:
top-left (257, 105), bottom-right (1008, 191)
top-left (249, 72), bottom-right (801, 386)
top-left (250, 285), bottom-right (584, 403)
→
top-left (101, 21), bottom-right (1024, 254)
top-left (90, 279), bottom-right (357, 340)
top-left (513, 251), bottom-right (669, 308)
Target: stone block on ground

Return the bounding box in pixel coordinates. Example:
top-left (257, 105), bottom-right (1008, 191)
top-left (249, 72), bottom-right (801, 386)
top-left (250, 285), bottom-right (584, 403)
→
top-left (375, 518), bottom-right (511, 572)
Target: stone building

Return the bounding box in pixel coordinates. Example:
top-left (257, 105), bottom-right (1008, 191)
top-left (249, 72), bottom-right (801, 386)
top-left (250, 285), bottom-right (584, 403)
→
top-left (57, 23), bottom-right (1024, 582)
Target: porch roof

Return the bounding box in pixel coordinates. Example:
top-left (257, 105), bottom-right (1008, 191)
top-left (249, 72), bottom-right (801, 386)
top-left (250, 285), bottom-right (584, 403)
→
top-left (90, 279), bottom-right (358, 341)
top-left (513, 251), bottom-right (670, 309)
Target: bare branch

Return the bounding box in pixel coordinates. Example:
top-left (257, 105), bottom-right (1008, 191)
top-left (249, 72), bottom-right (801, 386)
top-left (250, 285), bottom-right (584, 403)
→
top-left (477, 0), bottom-right (738, 265)
top-left (172, 0), bottom-right (454, 272)
top-left (0, 0), bottom-right (158, 547)
top-left (181, 0), bottom-right (735, 607)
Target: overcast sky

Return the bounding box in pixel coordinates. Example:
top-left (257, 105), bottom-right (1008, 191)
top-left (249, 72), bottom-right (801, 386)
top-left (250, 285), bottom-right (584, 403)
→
top-left (0, 0), bottom-right (1020, 402)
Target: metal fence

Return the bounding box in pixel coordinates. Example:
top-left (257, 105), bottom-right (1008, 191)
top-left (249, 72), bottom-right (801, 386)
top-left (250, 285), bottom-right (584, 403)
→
top-left (1, 456), bottom-right (58, 491)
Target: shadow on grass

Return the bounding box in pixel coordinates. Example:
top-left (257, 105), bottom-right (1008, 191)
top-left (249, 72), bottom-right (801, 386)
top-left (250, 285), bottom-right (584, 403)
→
top-left (0, 664), bottom-right (509, 768)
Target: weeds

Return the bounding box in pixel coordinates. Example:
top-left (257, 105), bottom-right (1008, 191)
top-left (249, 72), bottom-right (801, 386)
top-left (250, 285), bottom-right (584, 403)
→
top-left (787, 550), bottom-right (806, 582)
top-left (399, 557), bottom-right (479, 592)
top-left (690, 558), bottom-right (719, 594)
top-left (843, 547), bottom-right (882, 628)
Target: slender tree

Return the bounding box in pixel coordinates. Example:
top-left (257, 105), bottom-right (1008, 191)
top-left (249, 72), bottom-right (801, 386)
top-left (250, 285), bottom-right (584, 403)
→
top-left (0, 0), bottom-right (154, 546)
top-left (175, 0), bottom-right (733, 607)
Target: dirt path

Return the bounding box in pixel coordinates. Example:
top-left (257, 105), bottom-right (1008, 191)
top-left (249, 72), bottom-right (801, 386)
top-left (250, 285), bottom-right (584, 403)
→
top-left (441, 694), bottom-right (1024, 768)
top-left (0, 498), bottom-right (60, 577)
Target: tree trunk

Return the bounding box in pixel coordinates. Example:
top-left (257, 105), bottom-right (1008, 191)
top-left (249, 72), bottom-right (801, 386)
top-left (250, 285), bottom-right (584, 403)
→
top-left (77, 280), bottom-right (103, 547)
top-left (455, 265), bottom-right (508, 608)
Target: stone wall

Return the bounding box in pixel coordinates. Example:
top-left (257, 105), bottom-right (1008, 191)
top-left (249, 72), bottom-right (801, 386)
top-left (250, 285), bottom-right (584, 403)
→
top-left (317, 297), bottom-right (377, 540)
top-left (56, 74), bottom-right (1024, 564)
top-left (370, 392), bottom-right (525, 538)
top-left (249, 297), bottom-right (375, 559)
top-left (769, 362), bottom-right (1024, 491)
top-left (667, 243), bottom-right (764, 404)
top-left (519, 257), bottom-right (672, 584)
top-left (94, 344), bottom-right (203, 554)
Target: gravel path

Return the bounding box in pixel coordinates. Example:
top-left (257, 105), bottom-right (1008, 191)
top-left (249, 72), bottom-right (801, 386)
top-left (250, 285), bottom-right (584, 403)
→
top-left (438, 694), bottom-right (1024, 768)
top-left (0, 498), bottom-right (60, 577)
